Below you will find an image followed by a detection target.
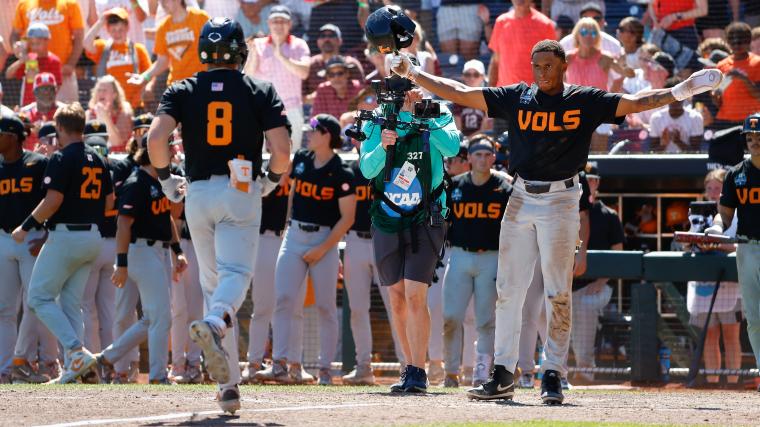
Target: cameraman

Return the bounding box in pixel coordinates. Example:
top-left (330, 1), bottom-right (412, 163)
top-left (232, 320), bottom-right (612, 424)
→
top-left (359, 88), bottom-right (460, 393)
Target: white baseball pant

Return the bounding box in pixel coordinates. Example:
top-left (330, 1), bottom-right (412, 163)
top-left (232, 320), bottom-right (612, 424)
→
top-left (343, 230), bottom-right (404, 365)
top-left (82, 237), bottom-right (116, 352)
top-left (170, 238), bottom-right (203, 368)
top-left (0, 230), bottom-right (56, 372)
top-left (185, 175), bottom-right (262, 389)
top-left (494, 177), bottom-right (581, 376)
top-left (272, 221), bottom-right (339, 369)
top-left (102, 241), bottom-right (172, 380)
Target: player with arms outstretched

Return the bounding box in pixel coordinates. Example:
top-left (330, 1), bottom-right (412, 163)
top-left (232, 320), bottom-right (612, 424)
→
top-left (390, 39), bottom-right (723, 404)
top-left (146, 17), bottom-right (291, 413)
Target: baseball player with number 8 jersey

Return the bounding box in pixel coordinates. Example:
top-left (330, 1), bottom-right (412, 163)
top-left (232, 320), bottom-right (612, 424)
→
top-left (147, 18), bottom-right (291, 414)
top-left (13, 103), bottom-right (115, 384)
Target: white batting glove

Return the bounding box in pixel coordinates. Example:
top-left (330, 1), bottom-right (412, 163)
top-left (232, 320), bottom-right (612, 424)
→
top-left (260, 174), bottom-right (278, 197)
top-left (160, 175), bottom-right (187, 203)
top-left (703, 224), bottom-right (724, 236)
top-left (672, 69), bottom-right (723, 101)
top-left (391, 53), bottom-right (419, 80)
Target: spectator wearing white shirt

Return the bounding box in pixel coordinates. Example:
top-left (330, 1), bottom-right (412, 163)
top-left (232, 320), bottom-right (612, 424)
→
top-left (649, 77), bottom-right (704, 153)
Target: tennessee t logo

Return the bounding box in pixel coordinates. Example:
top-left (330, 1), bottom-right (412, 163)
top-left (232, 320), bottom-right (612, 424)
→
top-left (517, 110), bottom-right (581, 131)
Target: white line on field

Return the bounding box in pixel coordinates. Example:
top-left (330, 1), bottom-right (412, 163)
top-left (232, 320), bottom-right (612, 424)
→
top-left (34, 402), bottom-right (384, 427)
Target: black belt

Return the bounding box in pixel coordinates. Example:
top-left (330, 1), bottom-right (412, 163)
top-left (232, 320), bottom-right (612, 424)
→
top-left (50, 224), bottom-right (94, 231)
top-left (260, 229), bottom-right (284, 237)
top-left (353, 231), bottom-right (372, 239)
top-left (521, 176), bottom-right (575, 194)
top-left (298, 223), bottom-right (321, 232)
top-left (459, 246), bottom-right (491, 253)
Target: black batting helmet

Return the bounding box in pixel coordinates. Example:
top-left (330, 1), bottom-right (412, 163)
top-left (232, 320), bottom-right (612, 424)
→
top-left (198, 17), bottom-right (248, 65)
top-left (742, 112), bottom-right (760, 134)
top-left (365, 5), bottom-right (415, 54)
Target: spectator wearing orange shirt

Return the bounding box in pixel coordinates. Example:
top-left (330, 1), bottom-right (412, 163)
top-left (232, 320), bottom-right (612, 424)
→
top-left (715, 22), bottom-right (760, 128)
top-left (11, 0), bottom-right (85, 104)
top-left (126, 0), bottom-right (208, 95)
top-left (488, 0), bottom-right (555, 135)
top-left (5, 23), bottom-right (63, 109)
top-left (84, 8), bottom-right (151, 112)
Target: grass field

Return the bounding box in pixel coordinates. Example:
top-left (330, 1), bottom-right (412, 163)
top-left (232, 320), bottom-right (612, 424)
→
top-left (0, 383), bottom-right (755, 426)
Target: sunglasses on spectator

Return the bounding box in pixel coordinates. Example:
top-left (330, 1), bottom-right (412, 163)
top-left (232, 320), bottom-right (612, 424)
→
top-left (327, 70), bottom-right (346, 78)
top-left (319, 32), bottom-right (338, 39)
top-left (580, 28), bottom-right (599, 37)
top-left (463, 72), bottom-right (481, 78)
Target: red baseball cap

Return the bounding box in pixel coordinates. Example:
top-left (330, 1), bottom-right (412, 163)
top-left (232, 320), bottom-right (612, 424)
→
top-left (33, 72), bottom-right (57, 90)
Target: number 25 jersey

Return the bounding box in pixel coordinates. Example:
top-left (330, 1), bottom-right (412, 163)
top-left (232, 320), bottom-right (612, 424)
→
top-left (156, 68), bottom-right (290, 182)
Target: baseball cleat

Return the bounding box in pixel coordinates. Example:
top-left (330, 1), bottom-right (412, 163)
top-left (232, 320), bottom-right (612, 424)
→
top-left (37, 360), bottom-right (62, 382)
top-left (518, 372), bottom-right (535, 389)
top-left (255, 359), bottom-right (290, 384)
top-left (342, 364), bottom-right (376, 386)
top-left (127, 361), bottom-right (140, 383)
top-left (404, 366), bottom-right (428, 393)
top-left (93, 354), bottom-right (115, 384)
top-left (174, 363), bottom-right (203, 384)
top-left (390, 365), bottom-right (410, 393)
top-left (55, 348), bottom-right (97, 384)
top-left (427, 360), bottom-right (444, 385)
top-left (149, 377), bottom-right (175, 385)
top-left (241, 361), bottom-right (262, 384)
top-left (561, 376), bottom-right (572, 390)
top-left (189, 320), bottom-right (230, 384)
top-left (317, 368), bottom-right (333, 386)
top-left (443, 373), bottom-right (459, 388)
top-left (289, 363), bottom-right (315, 385)
top-left (466, 365), bottom-right (514, 401)
top-left (540, 370), bottom-right (565, 405)
top-left (217, 385), bottom-right (241, 415)
top-left (11, 360), bottom-right (49, 384)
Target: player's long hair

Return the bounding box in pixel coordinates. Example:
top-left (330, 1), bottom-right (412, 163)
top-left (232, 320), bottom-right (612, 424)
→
top-left (88, 75), bottom-right (133, 118)
top-left (571, 17), bottom-right (602, 51)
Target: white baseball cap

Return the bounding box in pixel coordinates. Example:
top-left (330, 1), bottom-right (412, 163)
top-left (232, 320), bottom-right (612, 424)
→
top-left (462, 59), bottom-right (485, 75)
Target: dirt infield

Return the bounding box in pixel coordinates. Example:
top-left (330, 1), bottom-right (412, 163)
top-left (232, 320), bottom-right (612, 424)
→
top-left (0, 384), bottom-right (756, 427)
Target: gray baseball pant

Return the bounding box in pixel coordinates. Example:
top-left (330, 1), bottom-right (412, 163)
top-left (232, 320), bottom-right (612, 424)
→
top-left (186, 176), bottom-right (262, 389)
top-left (343, 231), bottom-right (403, 365)
top-left (737, 243), bottom-right (760, 369)
top-left (0, 230), bottom-right (56, 372)
top-left (82, 237), bottom-right (116, 352)
top-left (442, 247), bottom-right (498, 374)
top-left (571, 283), bottom-right (612, 368)
top-left (272, 221), bottom-right (339, 369)
top-left (170, 238), bottom-right (203, 367)
top-left (28, 228), bottom-right (102, 353)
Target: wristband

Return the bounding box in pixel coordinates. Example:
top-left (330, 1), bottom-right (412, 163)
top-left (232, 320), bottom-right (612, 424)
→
top-left (141, 70), bottom-right (152, 81)
top-left (116, 253), bottom-right (128, 267)
top-left (156, 166), bottom-right (171, 180)
top-left (170, 242), bottom-right (183, 255)
top-left (21, 215), bottom-right (42, 232)
top-left (266, 169), bottom-right (282, 183)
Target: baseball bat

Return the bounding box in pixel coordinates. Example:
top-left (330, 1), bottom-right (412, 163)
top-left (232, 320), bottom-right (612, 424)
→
top-left (686, 268), bottom-right (725, 387)
top-left (673, 231), bottom-right (746, 245)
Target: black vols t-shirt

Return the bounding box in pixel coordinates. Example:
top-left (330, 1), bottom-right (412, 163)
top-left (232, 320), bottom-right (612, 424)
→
top-left (118, 168), bottom-right (172, 242)
top-left (448, 172), bottom-right (512, 251)
top-left (0, 151), bottom-right (47, 232)
top-left (260, 180), bottom-right (290, 233)
top-left (573, 200), bottom-right (625, 291)
top-left (98, 161), bottom-right (118, 238)
top-left (720, 159), bottom-right (760, 240)
top-left (483, 83), bottom-right (623, 181)
top-left (43, 142), bottom-right (112, 227)
top-left (350, 160), bottom-right (372, 233)
top-left (157, 69), bottom-right (289, 182)
top-left (290, 149), bottom-right (354, 228)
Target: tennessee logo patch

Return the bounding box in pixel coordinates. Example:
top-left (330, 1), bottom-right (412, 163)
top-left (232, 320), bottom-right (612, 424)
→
top-left (735, 172), bottom-right (747, 187)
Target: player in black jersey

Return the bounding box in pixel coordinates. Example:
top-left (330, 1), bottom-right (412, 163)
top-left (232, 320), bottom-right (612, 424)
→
top-left (442, 136), bottom-right (511, 389)
top-left (391, 40), bottom-right (723, 403)
top-left (707, 112), bottom-right (760, 390)
top-left (94, 137), bottom-right (187, 384)
top-left (243, 170), bottom-right (297, 383)
top-left (0, 114), bottom-right (57, 384)
top-left (13, 103), bottom-right (114, 384)
top-left (147, 18), bottom-right (291, 413)
top-left (258, 114), bottom-right (356, 386)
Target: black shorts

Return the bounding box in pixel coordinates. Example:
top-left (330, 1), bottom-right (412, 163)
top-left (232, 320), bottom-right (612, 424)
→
top-left (372, 222), bottom-right (446, 286)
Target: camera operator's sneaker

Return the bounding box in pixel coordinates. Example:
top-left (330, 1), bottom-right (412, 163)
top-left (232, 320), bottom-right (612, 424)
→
top-left (540, 370), bottom-right (564, 405)
top-left (518, 372), bottom-right (535, 389)
top-left (342, 363), bottom-right (375, 385)
top-left (404, 366), bottom-right (428, 393)
top-left (390, 365), bottom-right (411, 393)
top-left (466, 365), bottom-right (514, 401)
top-left (289, 363), bottom-right (315, 384)
top-left (427, 361), bottom-right (444, 385)
top-left (255, 359), bottom-right (289, 384)
top-left (11, 359), bottom-right (49, 384)
top-left (443, 373), bottom-right (459, 388)
top-left (189, 320), bottom-right (230, 384)
top-left (217, 385), bottom-right (241, 415)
